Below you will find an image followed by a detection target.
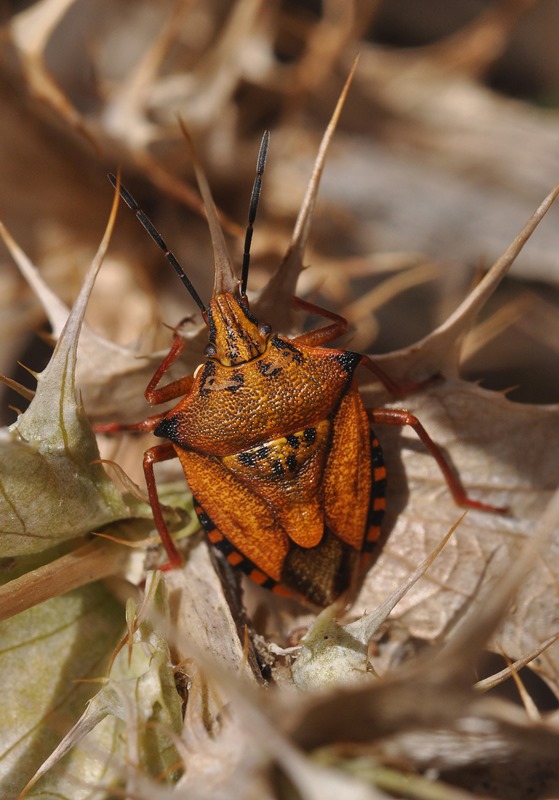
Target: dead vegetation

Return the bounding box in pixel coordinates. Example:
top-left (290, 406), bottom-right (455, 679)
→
top-left (1, 1), bottom-right (559, 798)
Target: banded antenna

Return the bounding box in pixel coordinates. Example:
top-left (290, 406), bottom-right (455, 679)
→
top-left (241, 131), bottom-right (270, 298)
top-left (107, 173), bottom-right (206, 314)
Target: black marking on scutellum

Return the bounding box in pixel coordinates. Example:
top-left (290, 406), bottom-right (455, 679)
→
top-left (286, 454), bottom-right (297, 472)
top-left (256, 446), bottom-right (270, 460)
top-left (271, 459), bottom-right (285, 477)
top-left (303, 427), bottom-right (317, 443)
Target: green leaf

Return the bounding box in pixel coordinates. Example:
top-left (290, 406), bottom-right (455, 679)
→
top-left (0, 584), bottom-right (123, 800)
top-left (0, 223), bottom-right (130, 557)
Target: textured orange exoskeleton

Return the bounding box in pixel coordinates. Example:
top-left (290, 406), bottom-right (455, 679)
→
top-left (106, 70), bottom-right (503, 607)
top-left (153, 291), bottom-right (387, 607)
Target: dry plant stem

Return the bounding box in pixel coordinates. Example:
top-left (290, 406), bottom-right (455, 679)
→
top-left (260, 57), bottom-right (359, 320)
top-left (0, 538), bottom-right (130, 621)
top-left (371, 181), bottom-right (559, 378)
top-left (475, 633), bottom-right (559, 693)
top-left (453, 182), bottom-right (559, 327)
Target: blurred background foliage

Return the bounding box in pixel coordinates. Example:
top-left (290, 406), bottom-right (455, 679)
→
top-left (2, 0), bottom-right (559, 426)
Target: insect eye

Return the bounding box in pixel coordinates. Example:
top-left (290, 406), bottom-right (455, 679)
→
top-left (204, 343), bottom-right (217, 358)
top-left (259, 322), bottom-right (272, 336)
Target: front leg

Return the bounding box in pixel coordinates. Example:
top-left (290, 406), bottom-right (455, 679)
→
top-left (145, 335), bottom-right (195, 406)
top-left (95, 341), bottom-right (194, 434)
top-left (94, 412), bottom-right (167, 435)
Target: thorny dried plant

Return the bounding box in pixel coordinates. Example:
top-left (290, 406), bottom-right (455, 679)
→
top-left (1, 2), bottom-right (559, 799)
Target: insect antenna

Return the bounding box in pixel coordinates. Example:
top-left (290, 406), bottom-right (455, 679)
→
top-left (107, 173), bottom-right (206, 314)
top-left (241, 131), bottom-right (270, 298)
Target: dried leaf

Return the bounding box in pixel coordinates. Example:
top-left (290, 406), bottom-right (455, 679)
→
top-left (354, 379), bottom-right (559, 687)
top-left (3, 5), bottom-right (559, 797)
top-left (292, 517), bottom-right (463, 690)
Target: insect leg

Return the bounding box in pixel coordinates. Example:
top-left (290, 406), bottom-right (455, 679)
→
top-left (94, 345), bottom-right (194, 434)
top-left (290, 296), bottom-right (437, 397)
top-left (360, 354), bottom-right (415, 397)
top-left (292, 301), bottom-right (436, 397)
top-left (145, 336), bottom-right (195, 405)
top-left (144, 442), bottom-right (183, 569)
top-left (94, 412), bottom-right (167, 435)
top-left (291, 296), bottom-right (349, 346)
top-left (368, 407), bottom-right (507, 513)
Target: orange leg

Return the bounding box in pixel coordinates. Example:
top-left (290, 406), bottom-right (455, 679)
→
top-left (369, 407), bottom-right (507, 513)
top-left (144, 442), bottom-right (183, 569)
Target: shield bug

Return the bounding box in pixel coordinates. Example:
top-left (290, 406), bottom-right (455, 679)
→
top-left (106, 81), bottom-right (504, 607)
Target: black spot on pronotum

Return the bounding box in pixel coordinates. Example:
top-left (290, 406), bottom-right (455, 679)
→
top-left (336, 350), bottom-right (361, 375)
top-left (271, 336), bottom-right (303, 363)
top-left (225, 373), bottom-right (245, 393)
top-left (155, 415), bottom-right (179, 441)
top-left (257, 361), bottom-right (281, 378)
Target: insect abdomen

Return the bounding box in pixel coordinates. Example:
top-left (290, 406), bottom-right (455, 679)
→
top-left (192, 429), bottom-right (386, 607)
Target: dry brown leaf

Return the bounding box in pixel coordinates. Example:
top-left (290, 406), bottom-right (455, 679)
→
top-left (4, 4), bottom-right (559, 798)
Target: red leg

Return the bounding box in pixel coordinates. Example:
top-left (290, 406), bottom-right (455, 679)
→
top-left (361, 355), bottom-right (439, 398)
top-left (94, 342), bottom-right (194, 434)
top-left (94, 412), bottom-right (167, 435)
top-left (291, 298), bottom-right (434, 398)
top-left (291, 296), bottom-right (349, 347)
top-left (369, 407), bottom-right (507, 513)
top-left (144, 442), bottom-right (183, 569)
top-left (145, 336), bottom-right (195, 405)
top-left (360, 355), bottom-right (408, 397)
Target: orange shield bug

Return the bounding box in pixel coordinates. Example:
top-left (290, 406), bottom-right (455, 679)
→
top-left (107, 80), bottom-right (504, 607)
